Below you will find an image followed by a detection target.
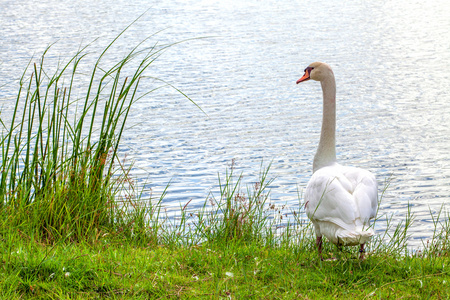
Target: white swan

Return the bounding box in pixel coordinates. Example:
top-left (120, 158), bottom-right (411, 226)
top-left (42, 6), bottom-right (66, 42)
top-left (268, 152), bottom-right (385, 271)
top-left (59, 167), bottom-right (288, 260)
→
top-left (297, 62), bottom-right (378, 260)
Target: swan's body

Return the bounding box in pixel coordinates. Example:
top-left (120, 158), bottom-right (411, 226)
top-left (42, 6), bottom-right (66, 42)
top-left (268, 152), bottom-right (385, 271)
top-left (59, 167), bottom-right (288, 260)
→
top-left (305, 163), bottom-right (377, 246)
top-left (297, 62), bottom-right (378, 259)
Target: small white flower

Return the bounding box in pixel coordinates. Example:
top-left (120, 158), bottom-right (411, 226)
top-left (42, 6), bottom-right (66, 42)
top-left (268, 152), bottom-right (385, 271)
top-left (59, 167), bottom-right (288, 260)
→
top-left (64, 272), bottom-right (70, 278)
top-left (225, 272), bottom-right (234, 278)
top-left (254, 257), bottom-right (260, 266)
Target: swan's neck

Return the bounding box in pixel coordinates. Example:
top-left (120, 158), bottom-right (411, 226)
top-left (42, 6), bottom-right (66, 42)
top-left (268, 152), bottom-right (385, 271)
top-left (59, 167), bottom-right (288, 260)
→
top-left (313, 74), bottom-right (336, 172)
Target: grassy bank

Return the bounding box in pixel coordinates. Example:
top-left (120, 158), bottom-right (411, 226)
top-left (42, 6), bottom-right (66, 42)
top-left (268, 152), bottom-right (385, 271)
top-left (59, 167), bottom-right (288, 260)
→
top-left (1, 230), bottom-right (450, 299)
top-left (1, 32), bottom-right (450, 299)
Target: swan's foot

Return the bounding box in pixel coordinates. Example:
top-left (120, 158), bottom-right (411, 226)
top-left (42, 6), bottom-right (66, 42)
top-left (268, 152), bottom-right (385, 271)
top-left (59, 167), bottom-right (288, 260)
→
top-left (316, 236), bottom-right (323, 260)
top-left (359, 244), bottom-right (366, 260)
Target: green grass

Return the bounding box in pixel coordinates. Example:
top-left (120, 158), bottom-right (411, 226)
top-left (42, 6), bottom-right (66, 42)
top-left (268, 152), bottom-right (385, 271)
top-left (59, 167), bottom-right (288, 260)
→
top-left (1, 232), bottom-right (450, 299)
top-left (1, 28), bottom-right (450, 299)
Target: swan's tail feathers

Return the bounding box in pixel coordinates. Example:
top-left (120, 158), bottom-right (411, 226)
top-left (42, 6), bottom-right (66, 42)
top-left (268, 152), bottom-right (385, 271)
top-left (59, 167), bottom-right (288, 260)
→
top-left (316, 220), bottom-right (375, 246)
top-left (335, 227), bottom-right (374, 246)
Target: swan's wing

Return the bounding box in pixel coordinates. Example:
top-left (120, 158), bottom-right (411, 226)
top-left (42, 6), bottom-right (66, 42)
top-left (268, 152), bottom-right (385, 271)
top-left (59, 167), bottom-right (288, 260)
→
top-left (305, 168), bottom-right (358, 231)
top-left (342, 166), bottom-right (378, 222)
top-left (305, 165), bottom-right (378, 230)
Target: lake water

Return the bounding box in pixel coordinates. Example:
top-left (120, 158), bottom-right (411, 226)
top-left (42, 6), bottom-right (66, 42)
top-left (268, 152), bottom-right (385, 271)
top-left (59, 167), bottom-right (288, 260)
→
top-left (1, 0), bottom-right (449, 248)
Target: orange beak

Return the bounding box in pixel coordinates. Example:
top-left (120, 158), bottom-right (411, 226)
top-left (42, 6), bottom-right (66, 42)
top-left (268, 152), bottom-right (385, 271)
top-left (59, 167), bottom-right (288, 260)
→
top-left (296, 68), bottom-right (311, 84)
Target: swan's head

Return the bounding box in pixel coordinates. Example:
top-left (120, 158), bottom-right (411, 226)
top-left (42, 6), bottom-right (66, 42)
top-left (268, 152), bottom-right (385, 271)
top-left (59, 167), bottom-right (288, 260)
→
top-left (296, 62), bottom-right (333, 84)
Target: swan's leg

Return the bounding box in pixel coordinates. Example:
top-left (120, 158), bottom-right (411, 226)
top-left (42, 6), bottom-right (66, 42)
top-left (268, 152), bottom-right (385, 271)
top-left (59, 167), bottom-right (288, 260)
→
top-left (316, 236), bottom-right (323, 260)
top-left (336, 243), bottom-right (343, 260)
top-left (359, 244), bottom-right (365, 260)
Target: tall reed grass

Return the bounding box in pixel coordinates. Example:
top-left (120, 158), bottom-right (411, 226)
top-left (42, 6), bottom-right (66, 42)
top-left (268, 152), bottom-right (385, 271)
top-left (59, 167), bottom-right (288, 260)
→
top-left (0, 26), bottom-right (189, 243)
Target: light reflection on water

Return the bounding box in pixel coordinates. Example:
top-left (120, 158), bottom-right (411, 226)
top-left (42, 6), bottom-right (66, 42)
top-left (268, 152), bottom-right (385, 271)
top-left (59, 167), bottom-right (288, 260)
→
top-left (0, 0), bottom-right (449, 248)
